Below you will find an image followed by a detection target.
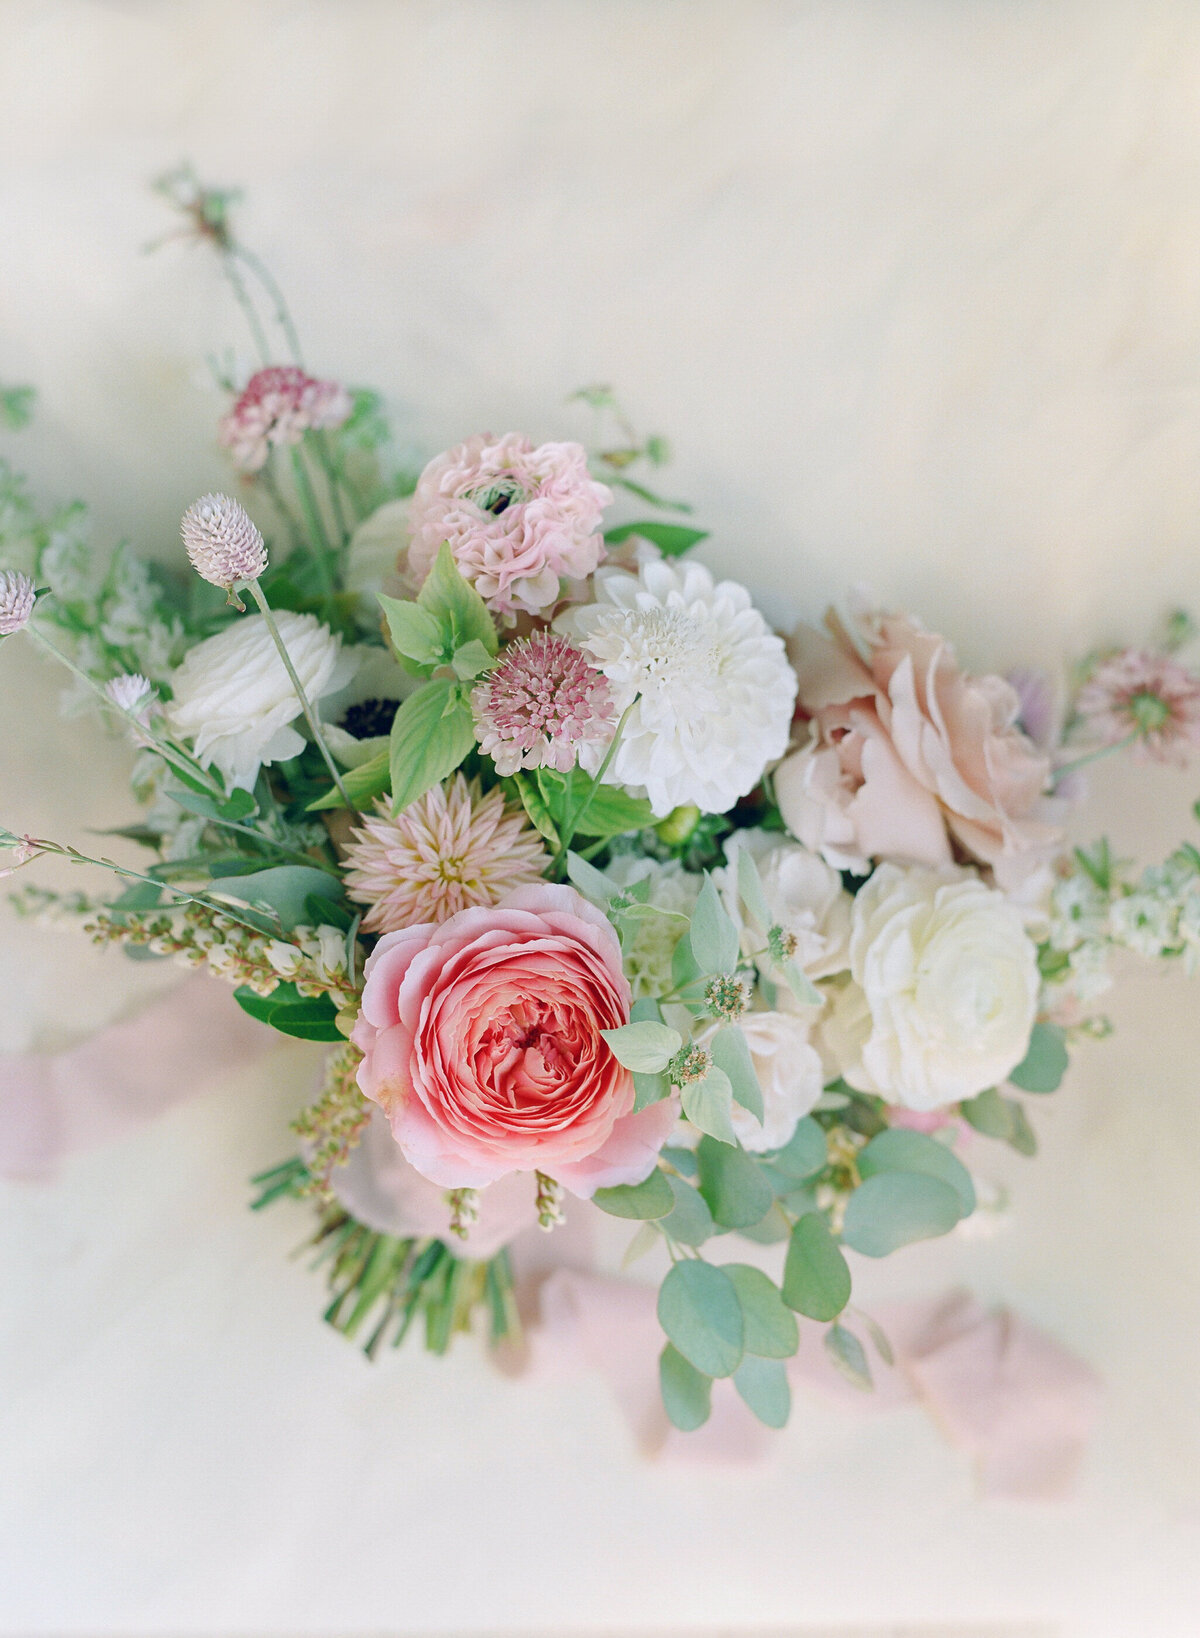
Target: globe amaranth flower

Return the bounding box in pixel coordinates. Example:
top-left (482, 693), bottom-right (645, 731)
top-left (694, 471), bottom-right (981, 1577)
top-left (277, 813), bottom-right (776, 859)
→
top-left (352, 883), bottom-right (676, 1194)
top-left (218, 366), bottom-right (352, 473)
top-left (555, 559), bottom-right (797, 816)
top-left (341, 773), bottom-right (547, 934)
top-left (181, 493), bottom-right (268, 591)
top-left (165, 611), bottom-right (355, 790)
top-left (471, 630), bottom-right (615, 776)
top-left (0, 569), bottom-right (36, 636)
top-left (1075, 648), bottom-right (1200, 763)
top-left (405, 432), bottom-right (612, 617)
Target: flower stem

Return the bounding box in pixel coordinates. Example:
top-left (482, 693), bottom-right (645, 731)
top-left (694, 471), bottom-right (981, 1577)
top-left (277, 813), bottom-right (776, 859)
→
top-left (246, 580), bottom-right (355, 813)
top-left (553, 699), bottom-right (636, 870)
top-left (289, 445), bottom-right (338, 604)
top-left (1052, 730), bottom-right (1140, 787)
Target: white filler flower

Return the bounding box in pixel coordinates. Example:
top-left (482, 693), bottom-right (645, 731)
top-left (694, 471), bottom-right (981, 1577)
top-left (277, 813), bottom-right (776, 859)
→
top-left (166, 612), bottom-right (355, 790)
top-left (823, 863), bottom-right (1038, 1110)
top-left (556, 560), bottom-right (797, 816)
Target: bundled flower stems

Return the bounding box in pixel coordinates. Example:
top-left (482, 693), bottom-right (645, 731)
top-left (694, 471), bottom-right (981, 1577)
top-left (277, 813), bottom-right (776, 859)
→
top-left (5, 174), bottom-right (1200, 1436)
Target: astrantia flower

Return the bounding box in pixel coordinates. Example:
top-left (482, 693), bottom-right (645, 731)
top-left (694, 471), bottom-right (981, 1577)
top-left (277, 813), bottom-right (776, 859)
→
top-left (471, 631), bottom-right (615, 776)
top-left (0, 569), bottom-right (36, 635)
top-left (555, 560), bottom-right (797, 816)
top-left (165, 611), bottom-right (354, 790)
top-left (1075, 649), bottom-right (1200, 762)
top-left (342, 774), bottom-right (547, 933)
top-left (181, 493), bottom-right (268, 591)
top-left (406, 433), bottom-right (612, 617)
top-left (218, 366), bottom-right (352, 473)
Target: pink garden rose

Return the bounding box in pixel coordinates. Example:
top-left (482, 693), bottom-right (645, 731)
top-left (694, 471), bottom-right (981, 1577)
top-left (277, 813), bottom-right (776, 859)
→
top-left (774, 609), bottom-right (1059, 890)
top-left (352, 883), bottom-right (674, 1194)
top-left (405, 433), bottom-right (612, 617)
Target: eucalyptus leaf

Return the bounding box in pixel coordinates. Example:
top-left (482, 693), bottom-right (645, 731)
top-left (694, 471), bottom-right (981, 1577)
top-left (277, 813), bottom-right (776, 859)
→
top-left (736, 845), bottom-right (771, 929)
top-left (1007, 1021), bottom-right (1069, 1093)
top-left (733, 1355), bottom-right (791, 1428)
top-left (633, 1071), bottom-right (671, 1111)
top-left (840, 1171), bottom-right (962, 1258)
top-left (765, 1116), bottom-right (827, 1181)
top-left (657, 1259), bottom-right (744, 1378)
top-left (389, 679), bottom-right (476, 814)
top-left (681, 1064), bottom-right (738, 1145)
top-left (856, 1128), bottom-right (976, 1217)
top-left (725, 1264), bottom-right (799, 1359)
top-left (709, 1026), bottom-right (764, 1122)
top-left (960, 1087), bottom-right (1038, 1154)
top-left (565, 851), bottom-right (619, 905)
top-left (695, 1136), bottom-right (773, 1230)
top-left (782, 1212), bottom-right (852, 1321)
top-left (659, 1173), bottom-right (715, 1247)
top-left (824, 1322), bottom-right (872, 1390)
top-left (661, 1144), bottom-right (699, 1179)
top-left (688, 876), bottom-right (741, 976)
top-left (659, 1343), bottom-right (712, 1431)
top-left (600, 1020), bottom-right (682, 1073)
top-left (779, 957), bottom-right (822, 1007)
top-left (593, 1168), bottom-right (674, 1220)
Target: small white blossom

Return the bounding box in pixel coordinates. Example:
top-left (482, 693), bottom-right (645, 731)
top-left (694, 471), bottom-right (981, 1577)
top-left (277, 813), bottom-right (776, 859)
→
top-left (105, 673), bottom-right (154, 713)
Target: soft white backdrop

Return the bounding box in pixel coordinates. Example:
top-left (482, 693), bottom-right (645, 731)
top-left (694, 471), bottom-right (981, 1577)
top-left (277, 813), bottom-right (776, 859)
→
top-left (2, 3), bottom-right (1200, 1635)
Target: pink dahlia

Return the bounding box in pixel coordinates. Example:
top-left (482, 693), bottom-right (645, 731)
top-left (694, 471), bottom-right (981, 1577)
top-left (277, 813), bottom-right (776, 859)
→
top-left (218, 366), bottom-right (352, 472)
top-left (405, 432), bottom-right (612, 617)
top-left (342, 774), bottom-right (547, 934)
top-left (472, 631), bottom-right (615, 776)
top-left (1075, 648), bottom-right (1200, 762)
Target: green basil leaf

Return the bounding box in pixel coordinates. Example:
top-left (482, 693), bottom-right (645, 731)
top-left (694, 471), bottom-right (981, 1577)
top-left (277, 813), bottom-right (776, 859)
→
top-left (389, 679), bottom-right (476, 814)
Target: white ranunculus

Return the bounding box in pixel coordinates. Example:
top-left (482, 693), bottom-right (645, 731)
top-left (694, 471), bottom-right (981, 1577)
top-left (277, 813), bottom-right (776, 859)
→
top-left (715, 827), bottom-right (851, 988)
top-left (166, 612), bottom-right (355, 790)
top-left (723, 1010), bottom-right (825, 1152)
top-left (824, 863), bottom-right (1039, 1110)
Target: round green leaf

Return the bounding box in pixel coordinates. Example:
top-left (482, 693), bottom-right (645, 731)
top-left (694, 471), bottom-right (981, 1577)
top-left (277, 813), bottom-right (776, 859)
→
top-left (724, 1264), bottom-right (799, 1359)
top-left (659, 1344), bottom-right (712, 1431)
top-left (1007, 1021), bottom-right (1069, 1093)
top-left (592, 1168), bottom-right (674, 1220)
top-left (856, 1128), bottom-right (975, 1217)
top-left (733, 1356), bottom-right (791, 1429)
top-left (766, 1115), bottom-right (827, 1180)
top-left (659, 1174), bottom-right (715, 1247)
top-left (696, 1136), bottom-right (774, 1230)
top-left (782, 1212), bottom-right (852, 1321)
top-left (840, 1171), bottom-right (962, 1258)
top-left (657, 1259), bottom-right (744, 1378)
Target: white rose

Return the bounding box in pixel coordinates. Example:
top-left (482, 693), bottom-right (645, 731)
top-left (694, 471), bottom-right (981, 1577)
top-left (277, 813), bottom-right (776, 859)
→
top-left (824, 863), bottom-right (1038, 1110)
top-left (723, 1010), bottom-right (825, 1152)
top-left (715, 828), bottom-right (852, 987)
top-left (166, 612), bottom-right (355, 790)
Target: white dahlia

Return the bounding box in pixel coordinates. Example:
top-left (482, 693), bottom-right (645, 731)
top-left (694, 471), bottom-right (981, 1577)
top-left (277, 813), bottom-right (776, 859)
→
top-left (555, 560), bottom-right (797, 816)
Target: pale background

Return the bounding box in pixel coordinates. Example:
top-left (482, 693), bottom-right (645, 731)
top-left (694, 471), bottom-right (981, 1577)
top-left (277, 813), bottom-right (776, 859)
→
top-left (1, 2), bottom-right (1199, 1635)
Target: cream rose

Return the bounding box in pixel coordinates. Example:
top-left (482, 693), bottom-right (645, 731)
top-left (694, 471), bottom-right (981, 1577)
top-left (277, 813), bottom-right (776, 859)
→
top-left (724, 1011), bottom-right (825, 1152)
top-left (823, 863), bottom-right (1038, 1110)
top-left (715, 828), bottom-right (851, 986)
top-left (166, 611), bottom-right (354, 790)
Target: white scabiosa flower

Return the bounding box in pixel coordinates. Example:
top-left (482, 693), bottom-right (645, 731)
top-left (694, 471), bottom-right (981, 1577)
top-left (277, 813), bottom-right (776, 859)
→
top-left (181, 494), bottom-right (268, 592)
top-left (822, 863), bottom-right (1039, 1111)
top-left (165, 612), bottom-right (355, 790)
top-left (555, 560), bottom-right (797, 816)
top-left (0, 569), bottom-right (36, 635)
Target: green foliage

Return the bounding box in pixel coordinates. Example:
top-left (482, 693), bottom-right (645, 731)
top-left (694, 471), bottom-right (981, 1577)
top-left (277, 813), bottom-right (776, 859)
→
top-left (680, 1065), bottom-right (738, 1145)
top-left (733, 1356), bottom-right (791, 1428)
top-left (659, 1343), bottom-right (712, 1431)
top-left (535, 769), bottom-right (655, 841)
top-left (782, 1212), bottom-right (852, 1321)
top-left (592, 1168), bottom-right (674, 1220)
top-left (960, 1087), bottom-right (1038, 1154)
top-left (840, 1171), bottom-right (962, 1258)
top-left (377, 594), bottom-right (445, 671)
top-left (307, 748), bottom-right (390, 812)
top-left (825, 1322), bottom-right (872, 1389)
top-left (233, 982), bottom-right (343, 1041)
top-left (687, 875), bottom-right (741, 975)
top-left (658, 1259), bottom-right (744, 1378)
top-left (762, 1116), bottom-right (827, 1182)
top-left (0, 383), bottom-right (35, 430)
top-left (212, 864), bottom-right (343, 931)
top-left (600, 1019), bottom-right (682, 1073)
top-left (856, 1128), bottom-right (976, 1217)
top-left (709, 1025), bottom-right (764, 1121)
top-left (696, 1137), bottom-right (773, 1230)
top-left (388, 678), bottom-right (476, 814)
top-left (603, 520), bottom-right (709, 557)
top-left (659, 1174), bottom-right (715, 1246)
top-left (417, 542), bottom-right (499, 657)
top-left (1008, 1021), bottom-right (1069, 1093)
top-left (725, 1264), bottom-right (799, 1358)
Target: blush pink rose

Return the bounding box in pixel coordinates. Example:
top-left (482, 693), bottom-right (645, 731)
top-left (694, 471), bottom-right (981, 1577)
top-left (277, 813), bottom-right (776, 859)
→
top-left (405, 432), bottom-right (612, 617)
top-left (352, 883), bottom-right (674, 1194)
top-left (774, 609), bottom-right (1060, 889)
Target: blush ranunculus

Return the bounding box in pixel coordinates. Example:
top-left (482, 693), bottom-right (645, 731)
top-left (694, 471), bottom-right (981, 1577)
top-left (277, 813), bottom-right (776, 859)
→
top-left (352, 883), bottom-right (674, 1194)
top-left (774, 608), bottom-right (1060, 890)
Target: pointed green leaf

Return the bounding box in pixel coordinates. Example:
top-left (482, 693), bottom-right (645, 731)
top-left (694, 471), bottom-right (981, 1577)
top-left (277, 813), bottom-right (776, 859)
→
top-left (857, 1128), bottom-right (975, 1217)
top-left (688, 875), bottom-right (741, 975)
top-left (782, 1212), bottom-right (852, 1320)
top-left (377, 593), bottom-right (445, 671)
top-left (388, 679), bottom-right (475, 814)
top-left (725, 1264), bottom-right (799, 1359)
top-left (659, 1173), bottom-right (715, 1247)
top-left (511, 773), bottom-right (560, 847)
top-left (736, 845), bottom-right (771, 928)
top-left (450, 638), bottom-right (495, 680)
top-left (733, 1355), bottom-right (791, 1428)
top-left (565, 851), bottom-right (619, 905)
top-left (825, 1322), bottom-right (872, 1389)
top-left (709, 1025), bottom-right (764, 1121)
top-left (417, 542), bottom-right (498, 655)
top-left (306, 748), bottom-right (390, 811)
top-left (657, 1259), bottom-right (744, 1377)
top-left (592, 1168), bottom-right (674, 1220)
top-left (695, 1136), bottom-right (773, 1230)
top-left (840, 1171), bottom-right (962, 1258)
top-left (233, 982), bottom-right (342, 1042)
top-left (604, 521), bottom-right (709, 557)
top-left (600, 1020), bottom-right (682, 1073)
top-left (681, 1065), bottom-right (738, 1145)
top-left (659, 1343), bottom-right (712, 1431)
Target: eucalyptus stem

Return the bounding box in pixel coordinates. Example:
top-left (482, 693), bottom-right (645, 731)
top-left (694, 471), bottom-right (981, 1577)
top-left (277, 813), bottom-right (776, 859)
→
top-left (246, 580), bottom-right (355, 812)
top-left (554, 699), bottom-right (637, 869)
top-left (1052, 730), bottom-right (1140, 787)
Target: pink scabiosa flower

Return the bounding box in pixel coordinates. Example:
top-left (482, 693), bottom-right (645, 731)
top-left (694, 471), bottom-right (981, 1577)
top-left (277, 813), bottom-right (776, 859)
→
top-left (342, 774), bottom-right (547, 934)
top-left (218, 366), bottom-right (352, 473)
top-left (471, 631), bottom-right (616, 776)
top-left (405, 433), bottom-right (612, 617)
top-left (181, 493), bottom-right (268, 593)
top-left (1075, 648), bottom-right (1200, 762)
top-left (0, 569), bottom-right (36, 636)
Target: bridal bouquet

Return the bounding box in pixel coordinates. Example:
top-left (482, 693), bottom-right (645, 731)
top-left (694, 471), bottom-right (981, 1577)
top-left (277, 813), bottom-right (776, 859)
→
top-left (4, 175), bottom-right (1199, 1435)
